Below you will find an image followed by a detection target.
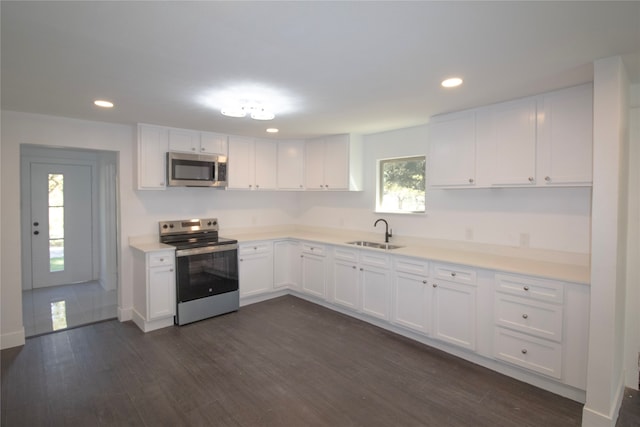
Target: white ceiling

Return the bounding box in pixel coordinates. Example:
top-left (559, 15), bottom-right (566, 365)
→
top-left (2, 1), bottom-right (639, 139)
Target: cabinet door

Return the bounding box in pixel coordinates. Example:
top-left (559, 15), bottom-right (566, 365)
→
top-left (393, 271), bottom-right (430, 334)
top-left (489, 98), bottom-right (537, 186)
top-left (323, 135), bottom-right (349, 190)
top-left (304, 139), bottom-right (326, 190)
top-left (239, 243), bottom-right (273, 297)
top-left (429, 112), bottom-right (476, 187)
top-left (538, 84), bottom-right (593, 185)
top-left (137, 125), bottom-right (168, 190)
top-left (274, 241), bottom-right (300, 290)
top-left (239, 252), bottom-right (274, 297)
top-left (201, 132), bottom-right (228, 156)
top-left (254, 139), bottom-right (277, 190)
top-left (361, 265), bottom-right (391, 320)
top-left (432, 280), bottom-right (476, 350)
top-left (147, 266), bottom-right (175, 320)
top-left (168, 128), bottom-right (199, 153)
top-left (333, 258), bottom-right (359, 310)
top-left (277, 140), bottom-right (305, 190)
top-left (301, 253), bottom-right (325, 298)
top-left (228, 136), bottom-right (255, 189)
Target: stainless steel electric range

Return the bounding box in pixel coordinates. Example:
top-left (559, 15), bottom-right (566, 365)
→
top-left (159, 218), bottom-right (239, 325)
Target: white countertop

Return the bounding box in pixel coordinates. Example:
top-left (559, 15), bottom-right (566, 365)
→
top-left (224, 229), bottom-right (590, 285)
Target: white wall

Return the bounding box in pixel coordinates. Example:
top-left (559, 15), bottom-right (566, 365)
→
top-left (0, 110), bottom-right (299, 349)
top-left (624, 84), bottom-right (640, 390)
top-left (298, 124), bottom-right (592, 254)
top-left (582, 56), bottom-right (630, 427)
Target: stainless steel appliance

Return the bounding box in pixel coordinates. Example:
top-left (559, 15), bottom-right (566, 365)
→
top-left (159, 218), bottom-right (238, 325)
top-left (166, 152), bottom-right (227, 187)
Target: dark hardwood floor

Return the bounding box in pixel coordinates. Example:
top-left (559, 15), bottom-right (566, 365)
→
top-left (0, 295), bottom-right (635, 426)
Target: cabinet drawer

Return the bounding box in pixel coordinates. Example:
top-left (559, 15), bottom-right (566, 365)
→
top-left (239, 242), bottom-right (272, 256)
top-left (394, 257), bottom-right (429, 276)
top-left (495, 273), bottom-right (563, 303)
top-left (494, 328), bottom-right (562, 379)
top-left (433, 263), bottom-right (476, 285)
top-left (360, 252), bottom-right (390, 268)
top-left (302, 243), bottom-right (325, 256)
top-left (334, 247), bottom-right (358, 262)
top-left (148, 251), bottom-right (175, 267)
top-left (495, 294), bottom-right (563, 342)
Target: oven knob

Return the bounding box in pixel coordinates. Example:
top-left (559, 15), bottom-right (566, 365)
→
top-left (213, 220), bottom-right (217, 226)
top-left (162, 224), bottom-right (168, 229)
top-left (169, 224), bottom-right (174, 228)
top-left (207, 221), bottom-right (212, 226)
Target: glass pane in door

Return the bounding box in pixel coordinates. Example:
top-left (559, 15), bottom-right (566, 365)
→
top-left (48, 174), bottom-right (64, 272)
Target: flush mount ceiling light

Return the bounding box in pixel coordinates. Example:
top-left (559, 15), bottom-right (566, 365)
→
top-left (266, 128), bottom-right (279, 133)
top-left (441, 77), bottom-right (463, 88)
top-left (221, 101), bottom-right (275, 120)
top-left (94, 99), bottom-right (114, 108)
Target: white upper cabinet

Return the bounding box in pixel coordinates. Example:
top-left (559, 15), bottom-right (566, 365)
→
top-left (429, 111), bottom-right (477, 187)
top-left (137, 124), bottom-right (169, 190)
top-left (277, 140), bottom-right (305, 190)
top-left (537, 84), bottom-right (593, 186)
top-left (228, 136), bottom-right (277, 190)
top-left (169, 128), bottom-right (228, 156)
top-left (429, 84), bottom-right (593, 189)
top-left (304, 134), bottom-right (363, 191)
top-left (485, 98), bottom-right (537, 186)
top-left (200, 132), bottom-right (229, 156)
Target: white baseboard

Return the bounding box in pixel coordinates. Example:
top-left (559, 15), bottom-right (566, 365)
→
top-left (1, 328), bottom-right (26, 350)
top-left (118, 306), bottom-right (133, 322)
top-left (581, 370), bottom-right (625, 427)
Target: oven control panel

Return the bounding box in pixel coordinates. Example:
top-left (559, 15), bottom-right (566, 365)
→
top-left (159, 218), bottom-right (219, 235)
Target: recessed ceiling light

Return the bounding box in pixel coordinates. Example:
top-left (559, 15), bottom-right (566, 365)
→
top-left (441, 78), bottom-right (463, 88)
top-left (266, 128), bottom-right (279, 133)
top-left (94, 100), bottom-right (114, 108)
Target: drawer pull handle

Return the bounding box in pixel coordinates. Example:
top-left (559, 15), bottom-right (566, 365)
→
top-left (522, 314), bottom-right (528, 319)
top-left (451, 272), bottom-right (456, 277)
top-left (523, 286), bottom-right (530, 291)
top-left (521, 349), bottom-right (528, 355)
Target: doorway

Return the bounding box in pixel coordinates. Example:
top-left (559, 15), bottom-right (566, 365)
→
top-left (20, 146), bottom-right (119, 337)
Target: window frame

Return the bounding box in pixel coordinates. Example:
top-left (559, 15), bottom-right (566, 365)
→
top-left (375, 155), bottom-right (427, 215)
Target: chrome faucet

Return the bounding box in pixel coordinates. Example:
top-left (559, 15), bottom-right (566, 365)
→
top-left (374, 218), bottom-right (392, 243)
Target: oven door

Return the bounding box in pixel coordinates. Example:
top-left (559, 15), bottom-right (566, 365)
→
top-left (175, 246), bottom-right (238, 303)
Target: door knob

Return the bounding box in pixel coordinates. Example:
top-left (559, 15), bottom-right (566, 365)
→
top-left (33, 230), bottom-right (39, 235)
top-left (33, 221), bottom-right (39, 227)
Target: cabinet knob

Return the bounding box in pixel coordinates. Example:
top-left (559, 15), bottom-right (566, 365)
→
top-left (352, 266), bottom-right (357, 269)
top-left (523, 286), bottom-right (530, 291)
top-left (253, 246), bottom-right (258, 250)
top-left (432, 283), bottom-right (438, 288)
top-left (522, 313), bottom-right (528, 319)
top-left (192, 147), bottom-right (196, 151)
top-left (521, 349), bottom-right (528, 355)
top-left (300, 255), bottom-right (304, 258)
top-left (325, 184), bottom-right (329, 188)
top-left (169, 269), bottom-right (174, 272)
top-left (468, 178), bottom-right (474, 184)
top-left (256, 184), bottom-right (260, 188)
top-left (201, 147), bottom-right (205, 151)
top-left (528, 177), bottom-right (534, 182)
top-left (360, 268), bottom-right (364, 271)
top-left (249, 184), bottom-right (253, 188)
top-left (240, 258), bottom-right (244, 262)
top-left (33, 230), bottom-right (39, 235)
top-left (159, 258), bottom-right (164, 262)
top-left (450, 272), bottom-right (456, 277)
top-left (545, 176), bottom-right (551, 182)
top-left (422, 280), bottom-right (427, 285)
top-left (299, 185), bottom-right (303, 188)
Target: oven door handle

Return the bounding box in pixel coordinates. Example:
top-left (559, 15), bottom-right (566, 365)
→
top-left (175, 243), bottom-right (238, 257)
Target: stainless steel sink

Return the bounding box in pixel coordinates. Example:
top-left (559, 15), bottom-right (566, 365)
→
top-left (346, 241), bottom-right (403, 250)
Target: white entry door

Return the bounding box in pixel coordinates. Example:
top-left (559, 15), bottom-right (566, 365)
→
top-left (30, 162), bottom-right (94, 288)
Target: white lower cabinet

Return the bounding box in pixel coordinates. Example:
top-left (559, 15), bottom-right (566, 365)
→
top-left (239, 242), bottom-right (274, 298)
top-left (392, 257), bottom-right (431, 335)
top-left (431, 278), bottom-right (477, 351)
top-left (132, 248), bottom-right (176, 332)
top-left (300, 243), bottom-right (326, 298)
top-left (332, 247), bottom-right (391, 320)
top-left (274, 240), bottom-right (300, 290)
top-left (492, 273), bottom-right (589, 389)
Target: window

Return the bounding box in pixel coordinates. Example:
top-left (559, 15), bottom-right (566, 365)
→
top-left (376, 156), bottom-right (426, 213)
top-left (48, 173), bottom-right (65, 272)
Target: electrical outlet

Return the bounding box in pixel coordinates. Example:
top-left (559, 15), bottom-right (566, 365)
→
top-left (465, 228), bottom-right (474, 241)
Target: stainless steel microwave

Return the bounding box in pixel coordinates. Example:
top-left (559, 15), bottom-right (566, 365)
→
top-left (166, 152), bottom-right (227, 188)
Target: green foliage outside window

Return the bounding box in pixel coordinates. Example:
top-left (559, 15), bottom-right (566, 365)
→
top-left (377, 156), bottom-right (426, 213)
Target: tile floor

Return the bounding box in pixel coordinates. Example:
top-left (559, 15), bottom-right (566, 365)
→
top-left (22, 280), bottom-right (117, 337)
